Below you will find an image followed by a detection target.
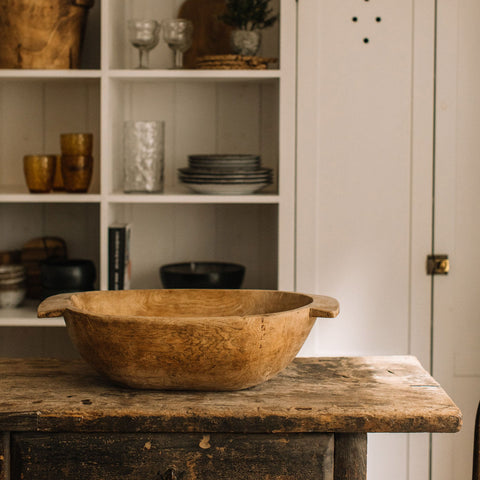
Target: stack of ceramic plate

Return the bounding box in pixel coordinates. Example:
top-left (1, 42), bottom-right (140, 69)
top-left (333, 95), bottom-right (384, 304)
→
top-left (179, 154), bottom-right (273, 195)
top-left (0, 265), bottom-right (26, 308)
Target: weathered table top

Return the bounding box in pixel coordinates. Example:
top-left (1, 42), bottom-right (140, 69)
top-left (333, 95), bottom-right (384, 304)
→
top-left (0, 356), bottom-right (461, 434)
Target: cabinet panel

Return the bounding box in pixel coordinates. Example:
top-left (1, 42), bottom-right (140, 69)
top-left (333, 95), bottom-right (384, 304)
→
top-left (432, 0), bottom-right (480, 478)
top-left (12, 432), bottom-right (333, 480)
top-left (296, 0), bottom-right (435, 479)
top-left (0, 327), bottom-right (77, 358)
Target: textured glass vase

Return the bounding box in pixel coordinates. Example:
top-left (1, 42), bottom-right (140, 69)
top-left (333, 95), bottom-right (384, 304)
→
top-left (231, 30), bottom-right (261, 56)
top-left (123, 121), bottom-right (165, 193)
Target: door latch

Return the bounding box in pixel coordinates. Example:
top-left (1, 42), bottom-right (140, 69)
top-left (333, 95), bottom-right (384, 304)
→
top-left (427, 255), bottom-right (449, 275)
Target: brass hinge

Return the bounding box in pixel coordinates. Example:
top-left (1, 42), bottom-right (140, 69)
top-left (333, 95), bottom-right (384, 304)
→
top-left (427, 254), bottom-right (449, 275)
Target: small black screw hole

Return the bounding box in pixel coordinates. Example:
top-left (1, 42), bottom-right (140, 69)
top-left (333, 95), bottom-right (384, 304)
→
top-left (376, 17), bottom-right (382, 22)
top-left (352, 16), bottom-right (358, 22)
top-left (363, 38), bottom-right (369, 43)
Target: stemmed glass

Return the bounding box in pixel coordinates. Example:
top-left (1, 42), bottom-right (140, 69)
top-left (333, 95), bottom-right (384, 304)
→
top-left (128, 19), bottom-right (160, 69)
top-left (161, 19), bottom-right (193, 69)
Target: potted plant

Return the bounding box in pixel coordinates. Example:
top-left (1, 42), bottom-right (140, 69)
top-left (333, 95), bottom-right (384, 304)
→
top-left (219, 0), bottom-right (278, 56)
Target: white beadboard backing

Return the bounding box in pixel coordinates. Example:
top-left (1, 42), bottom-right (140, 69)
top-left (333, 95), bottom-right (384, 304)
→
top-left (108, 0), bottom-right (279, 70)
top-left (0, 203), bottom-right (100, 280)
top-left (108, 79), bottom-right (279, 194)
top-left (0, 79), bottom-right (101, 193)
top-left (110, 203), bottom-right (278, 291)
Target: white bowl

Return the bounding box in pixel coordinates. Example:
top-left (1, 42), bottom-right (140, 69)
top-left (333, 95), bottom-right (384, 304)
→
top-left (0, 287), bottom-right (26, 308)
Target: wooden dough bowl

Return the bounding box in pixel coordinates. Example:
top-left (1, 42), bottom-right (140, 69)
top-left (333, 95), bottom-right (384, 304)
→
top-left (38, 289), bottom-right (339, 391)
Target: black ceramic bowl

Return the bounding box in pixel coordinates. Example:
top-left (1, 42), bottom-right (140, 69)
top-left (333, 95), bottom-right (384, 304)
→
top-left (160, 262), bottom-right (245, 289)
top-left (40, 258), bottom-right (96, 290)
top-left (40, 286), bottom-right (95, 301)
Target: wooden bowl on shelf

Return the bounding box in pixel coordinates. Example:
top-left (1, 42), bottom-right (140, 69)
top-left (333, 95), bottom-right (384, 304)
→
top-left (38, 289), bottom-right (339, 391)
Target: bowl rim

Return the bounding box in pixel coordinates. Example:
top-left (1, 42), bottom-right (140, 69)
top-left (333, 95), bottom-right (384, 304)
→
top-left (38, 289), bottom-right (340, 321)
top-left (64, 288), bottom-right (316, 322)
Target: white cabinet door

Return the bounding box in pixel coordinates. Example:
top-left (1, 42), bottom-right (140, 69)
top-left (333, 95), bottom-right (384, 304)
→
top-left (296, 0), bottom-right (435, 479)
top-left (433, 0), bottom-right (480, 478)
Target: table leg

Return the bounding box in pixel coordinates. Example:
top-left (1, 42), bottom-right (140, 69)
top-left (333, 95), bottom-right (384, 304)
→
top-left (334, 433), bottom-right (367, 480)
top-left (0, 433), bottom-right (9, 480)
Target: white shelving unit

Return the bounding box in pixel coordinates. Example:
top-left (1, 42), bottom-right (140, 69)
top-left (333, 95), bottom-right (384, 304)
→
top-left (0, 0), bottom-right (296, 328)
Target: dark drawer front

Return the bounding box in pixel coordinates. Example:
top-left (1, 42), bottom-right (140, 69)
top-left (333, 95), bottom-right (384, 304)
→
top-left (12, 432), bottom-right (333, 480)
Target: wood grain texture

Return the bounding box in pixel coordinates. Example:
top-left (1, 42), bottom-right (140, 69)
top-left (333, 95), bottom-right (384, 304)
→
top-left (12, 432), bottom-right (333, 480)
top-left (0, 356), bottom-right (461, 434)
top-left (334, 434), bottom-right (367, 480)
top-left (178, 0), bottom-right (232, 69)
top-left (37, 292), bottom-right (73, 318)
top-left (0, 0), bottom-right (93, 69)
top-left (37, 289), bottom-right (338, 391)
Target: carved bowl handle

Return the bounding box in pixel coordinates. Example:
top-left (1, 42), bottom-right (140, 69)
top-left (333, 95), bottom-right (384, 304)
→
top-left (37, 293), bottom-right (75, 318)
top-left (307, 294), bottom-right (340, 318)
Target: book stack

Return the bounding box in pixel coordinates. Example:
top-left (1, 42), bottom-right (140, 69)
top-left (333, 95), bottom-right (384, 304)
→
top-left (108, 224), bottom-right (131, 290)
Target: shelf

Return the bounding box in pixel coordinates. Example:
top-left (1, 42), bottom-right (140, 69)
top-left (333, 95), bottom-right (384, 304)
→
top-left (108, 69), bottom-right (281, 82)
top-left (0, 301), bottom-right (64, 327)
top-left (0, 70), bottom-right (101, 80)
top-left (0, 70), bottom-right (280, 82)
top-left (108, 188), bottom-right (279, 204)
top-left (0, 189), bottom-right (101, 203)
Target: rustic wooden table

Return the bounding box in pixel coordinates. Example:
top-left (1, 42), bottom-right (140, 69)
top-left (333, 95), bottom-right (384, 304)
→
top-left (0, 356), bottom-right (461, 480)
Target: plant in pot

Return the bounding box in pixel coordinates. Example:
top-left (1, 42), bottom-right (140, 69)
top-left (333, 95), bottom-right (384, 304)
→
top-left (219, 0), bottom-right (278, 56)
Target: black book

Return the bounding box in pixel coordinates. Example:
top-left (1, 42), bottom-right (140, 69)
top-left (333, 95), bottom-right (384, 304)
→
top-left (108, 224), bottom-right (131, 290)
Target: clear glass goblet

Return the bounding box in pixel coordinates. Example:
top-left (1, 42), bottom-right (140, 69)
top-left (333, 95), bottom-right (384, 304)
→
top-left (161, 19), bottom-right (193, 69)
top-left (128, 19), bottom-right (160, 69)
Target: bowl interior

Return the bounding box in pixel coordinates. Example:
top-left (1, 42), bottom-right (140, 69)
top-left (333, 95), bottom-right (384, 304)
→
top-left (70, 289), bottom-right (313, 318)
